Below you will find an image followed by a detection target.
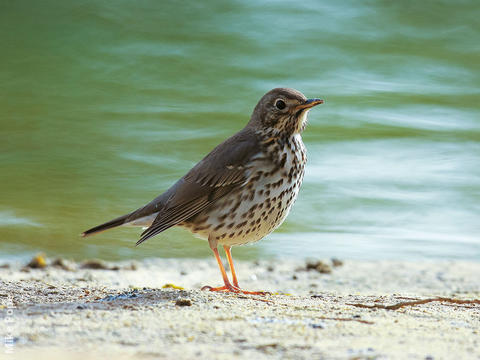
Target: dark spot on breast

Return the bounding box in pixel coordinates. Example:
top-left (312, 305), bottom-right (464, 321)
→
top-left (236, 221), bottom-right (247, 228)
top-left (231, 201), bottom-right (241, 213)
top-left (270, 166), bottom-right (280, 175)
top-left (193, 225), bottom-right (209, 232)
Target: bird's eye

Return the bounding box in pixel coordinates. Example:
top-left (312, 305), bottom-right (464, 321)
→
top-left (275, 99), bottom-right (286, 110)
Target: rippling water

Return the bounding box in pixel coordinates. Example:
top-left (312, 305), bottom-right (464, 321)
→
top-left (1, 1), bottom-right (479, 261)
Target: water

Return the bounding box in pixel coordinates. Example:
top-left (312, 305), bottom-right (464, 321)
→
top-left (1, 0), bottom-right (479, 261)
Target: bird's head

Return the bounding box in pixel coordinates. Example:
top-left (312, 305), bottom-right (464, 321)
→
top-left (249, 88), bottom-right (323, 135)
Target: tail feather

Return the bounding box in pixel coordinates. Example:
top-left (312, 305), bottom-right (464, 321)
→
top-left (81, 213), bottom-right (131, 237)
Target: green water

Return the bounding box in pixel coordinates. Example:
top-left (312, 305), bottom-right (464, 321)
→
top-left (1, 1), bottom-right (479, 261)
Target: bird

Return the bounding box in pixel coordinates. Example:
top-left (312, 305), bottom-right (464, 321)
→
top-left (82, 88), bottom-right (323, 294)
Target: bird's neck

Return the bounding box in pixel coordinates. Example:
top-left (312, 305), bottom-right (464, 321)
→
top-left (256, 128), bottom-right (301, 143)
top-left (255, 129), bottom-right (305, 169)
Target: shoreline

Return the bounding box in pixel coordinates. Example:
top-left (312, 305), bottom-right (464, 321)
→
top-left (1, 256), bottom-right (479, 359)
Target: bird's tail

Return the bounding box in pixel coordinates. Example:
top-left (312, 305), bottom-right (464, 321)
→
top-left (81, 213), bottom-right (131, 237)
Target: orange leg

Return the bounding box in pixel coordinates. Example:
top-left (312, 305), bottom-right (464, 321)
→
top-left (201, 237), bottom-right (268, 295)
top-left (201, 247), bottom-right (239, 292)
top-left (224, 245), bottom-right (239, 288)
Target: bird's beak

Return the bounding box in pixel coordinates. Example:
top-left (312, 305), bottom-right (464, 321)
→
top-left (296, 98), bottom-right (324, 110)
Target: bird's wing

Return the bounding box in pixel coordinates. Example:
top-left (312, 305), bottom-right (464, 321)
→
top-left (136, 128), bottom-right (262, 245)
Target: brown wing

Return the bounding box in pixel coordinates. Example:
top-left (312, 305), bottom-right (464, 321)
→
top-left (136, 128), bottom-right (262, 245)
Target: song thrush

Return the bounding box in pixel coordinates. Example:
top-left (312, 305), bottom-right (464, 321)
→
top-left (82, 88), bottom-right (323, 294)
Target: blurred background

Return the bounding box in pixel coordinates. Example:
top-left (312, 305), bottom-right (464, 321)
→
top-left (1, 0), bottom-right (479, 261)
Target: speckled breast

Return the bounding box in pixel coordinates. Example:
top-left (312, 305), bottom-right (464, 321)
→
top-left (183, 134), bottom-right (307, 246)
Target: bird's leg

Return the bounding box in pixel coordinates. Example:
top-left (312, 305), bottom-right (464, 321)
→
top-left (201, 236), bottom-right (237, 292)
top-left (223, 245), bottom-right (239, 288)
top-left (222, 245), bottom-right (270, 295)
top-left (202, 236), bottom-right (267, 295)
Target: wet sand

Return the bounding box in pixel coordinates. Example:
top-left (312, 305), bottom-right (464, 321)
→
top-left (1, 256), bottom-right (479, 359)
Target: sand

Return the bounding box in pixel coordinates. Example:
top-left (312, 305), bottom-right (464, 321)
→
top-left (1, 256), bottom-right (479, 359)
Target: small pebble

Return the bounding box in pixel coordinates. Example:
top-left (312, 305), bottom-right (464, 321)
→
top-left (175, 299), bottom-right (192, 307)
top-left (27, 254), bottom-right (47, 269)
top-left (331, 258), bottom-right (344, 267)
top-left (81, 259), bottom-right (110, 270)
top-left (305, 260), bottom-right (332, 274)
top-left (52, 258), bottom-right (75, 271)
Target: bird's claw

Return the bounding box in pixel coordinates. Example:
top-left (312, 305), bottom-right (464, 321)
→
top-left (201, 284), bottom-right (269, 295)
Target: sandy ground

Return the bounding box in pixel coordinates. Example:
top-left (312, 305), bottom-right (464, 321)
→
top-left (1, 256), bottom-right (479, 360)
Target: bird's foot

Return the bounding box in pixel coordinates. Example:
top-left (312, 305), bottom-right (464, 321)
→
top-left (201, 284), bottom-right (269, 295)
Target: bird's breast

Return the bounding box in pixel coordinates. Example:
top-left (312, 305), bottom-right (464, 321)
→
top-left (183, 134), bottom-right (307, 246)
